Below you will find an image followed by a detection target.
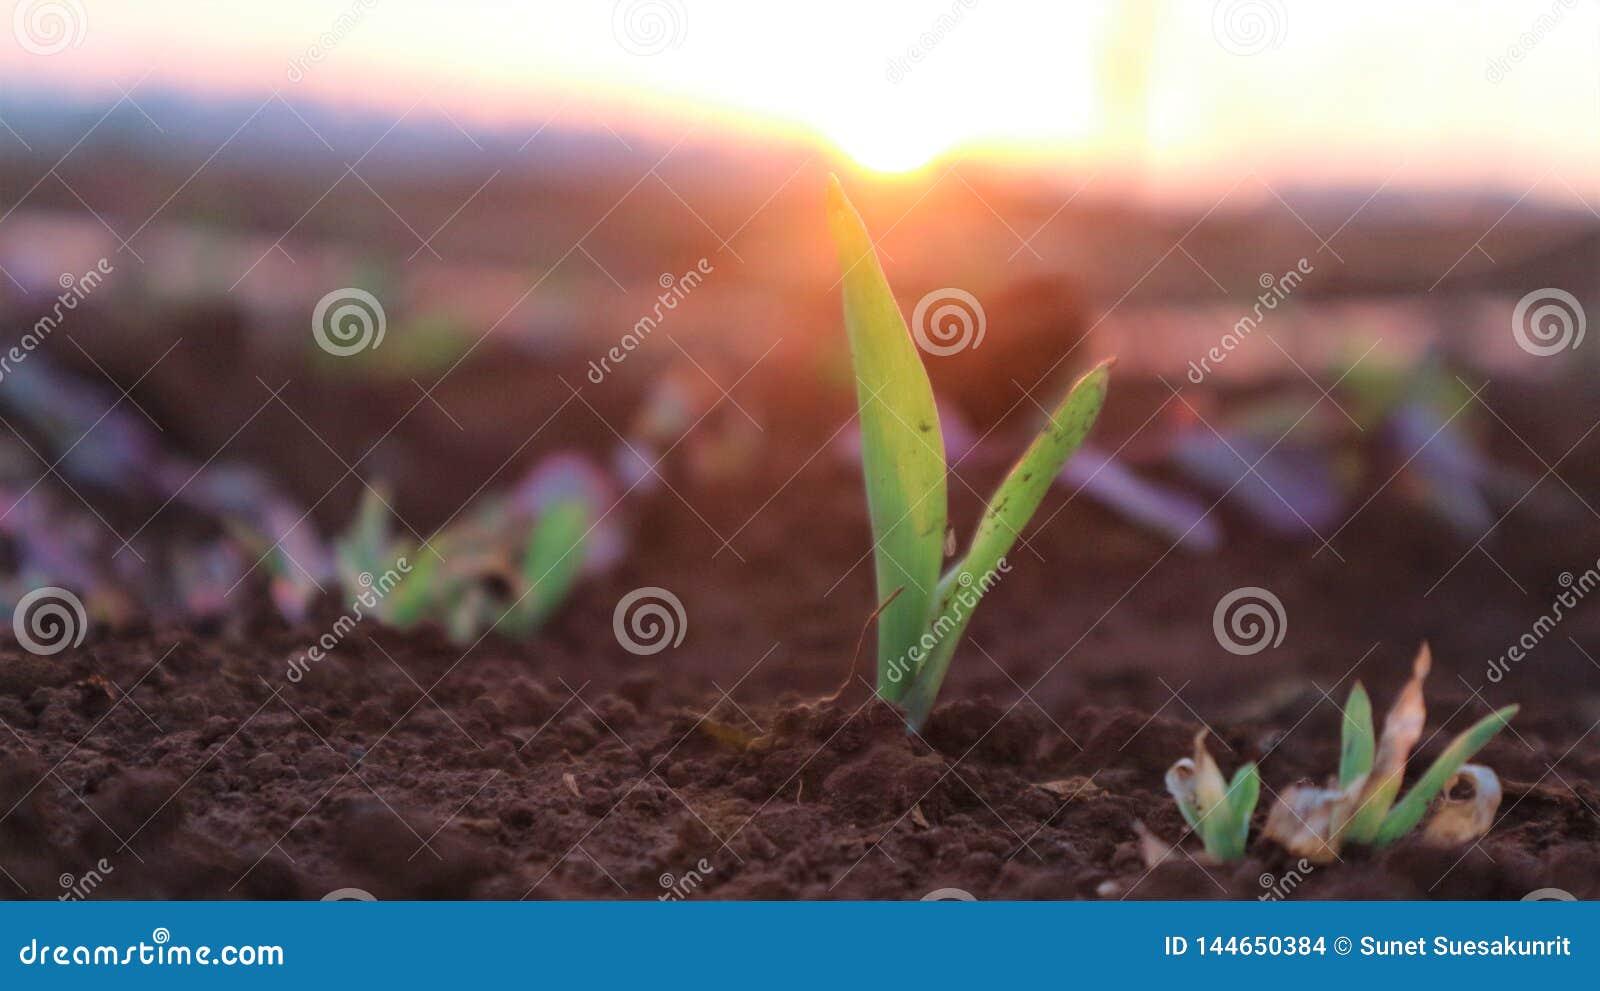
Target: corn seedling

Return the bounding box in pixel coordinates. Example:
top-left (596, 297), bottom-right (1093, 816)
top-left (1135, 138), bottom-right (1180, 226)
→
top-left (826, 176), bottom-right (1110, 730)
top-left (335, 453), bottom-right (618, 643)
top-left (1164, 731), bottom-right (1260, 861)
top-left (1264, 643), bottom-right (1517, 862)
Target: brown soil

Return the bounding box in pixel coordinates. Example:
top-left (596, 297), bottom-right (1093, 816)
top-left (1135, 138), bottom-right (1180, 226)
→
top-left (3, 362), bottom-right (1599, 901)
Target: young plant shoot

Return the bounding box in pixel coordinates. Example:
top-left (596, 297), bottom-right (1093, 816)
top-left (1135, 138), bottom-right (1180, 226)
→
top-left (1264, 644), bottom-right (1517, 862)
top-left (1165, 731), bottom-right (1260, 862)
top-left (333, 453), bottom-right (618, 644)
top-left (827, 176), bottom-right (1110, 730)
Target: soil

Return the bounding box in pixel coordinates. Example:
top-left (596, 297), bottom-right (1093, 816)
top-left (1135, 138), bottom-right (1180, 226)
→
top-left (3, 355), bottom-right (1600, 902)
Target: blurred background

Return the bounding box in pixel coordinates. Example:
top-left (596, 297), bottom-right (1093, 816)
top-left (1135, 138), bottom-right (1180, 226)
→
top-left (0, 0), bottom-right (1597, 649)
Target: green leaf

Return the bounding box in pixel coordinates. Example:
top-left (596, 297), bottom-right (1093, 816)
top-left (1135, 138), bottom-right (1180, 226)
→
top-left (382, 548), bottom-right (438, 627)
top-left (335, 486), bottom-right (394, 602)
top-left (499, 498), bottom-right (590, 638)
top-left (828, 176), bottom-right (947, 702)
top-left (1373, 705), bottom-right (1517, 847)
top-left (1339, 682), bottom-right (1375, 789)
top-left (1226, 763), bottom-right (1260, 856)
top-left (899, 361), bottom-right (1110, 729)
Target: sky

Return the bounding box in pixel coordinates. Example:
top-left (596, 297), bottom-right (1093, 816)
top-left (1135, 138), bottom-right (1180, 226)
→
top-left (4, 0), bottom-right (1598, 202)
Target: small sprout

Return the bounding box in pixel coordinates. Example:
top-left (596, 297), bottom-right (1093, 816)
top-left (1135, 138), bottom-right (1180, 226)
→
top-left (333, 453), bottom-right (619, 642)
top-left (1165, 731), bottom-right (1260, 862)
top-left (826, 176), bottom-right (1109, 730)
top-left (1264, 644), bottom-right (1516, 862)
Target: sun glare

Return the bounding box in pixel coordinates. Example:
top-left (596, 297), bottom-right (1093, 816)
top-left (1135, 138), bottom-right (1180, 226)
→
top-left (827, 123), bottom-right (950, 175)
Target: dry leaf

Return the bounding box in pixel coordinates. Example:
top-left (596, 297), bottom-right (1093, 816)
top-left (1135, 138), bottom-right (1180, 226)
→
top-left (1133, 820), bottom-right (1178, 870)
top-left (562, 772), bottom-right (580, 798)
top-left (1421, 764), bottom-right (1502, 846)
top-left (1262, 780), bottom-right (1356, 864)
top-left (909, 804), bottom-right (931, 830)
top-left (1037, 777), bottom-right (1100, 800)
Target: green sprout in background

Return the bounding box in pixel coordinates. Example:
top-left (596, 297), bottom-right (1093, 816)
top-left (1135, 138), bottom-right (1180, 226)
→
top-left (1264, 644), bottom-right (1517, 862)
top-left (333, 454), bottom-right (616, 645)
top-left (827, 176), bottom-right (1110, 730)
top-left (1164, 731), bottom-right (1260, 862)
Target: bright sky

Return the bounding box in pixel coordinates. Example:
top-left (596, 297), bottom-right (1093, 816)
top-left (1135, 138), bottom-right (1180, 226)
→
top-left (6, 0), bottom-right (1598, 199)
